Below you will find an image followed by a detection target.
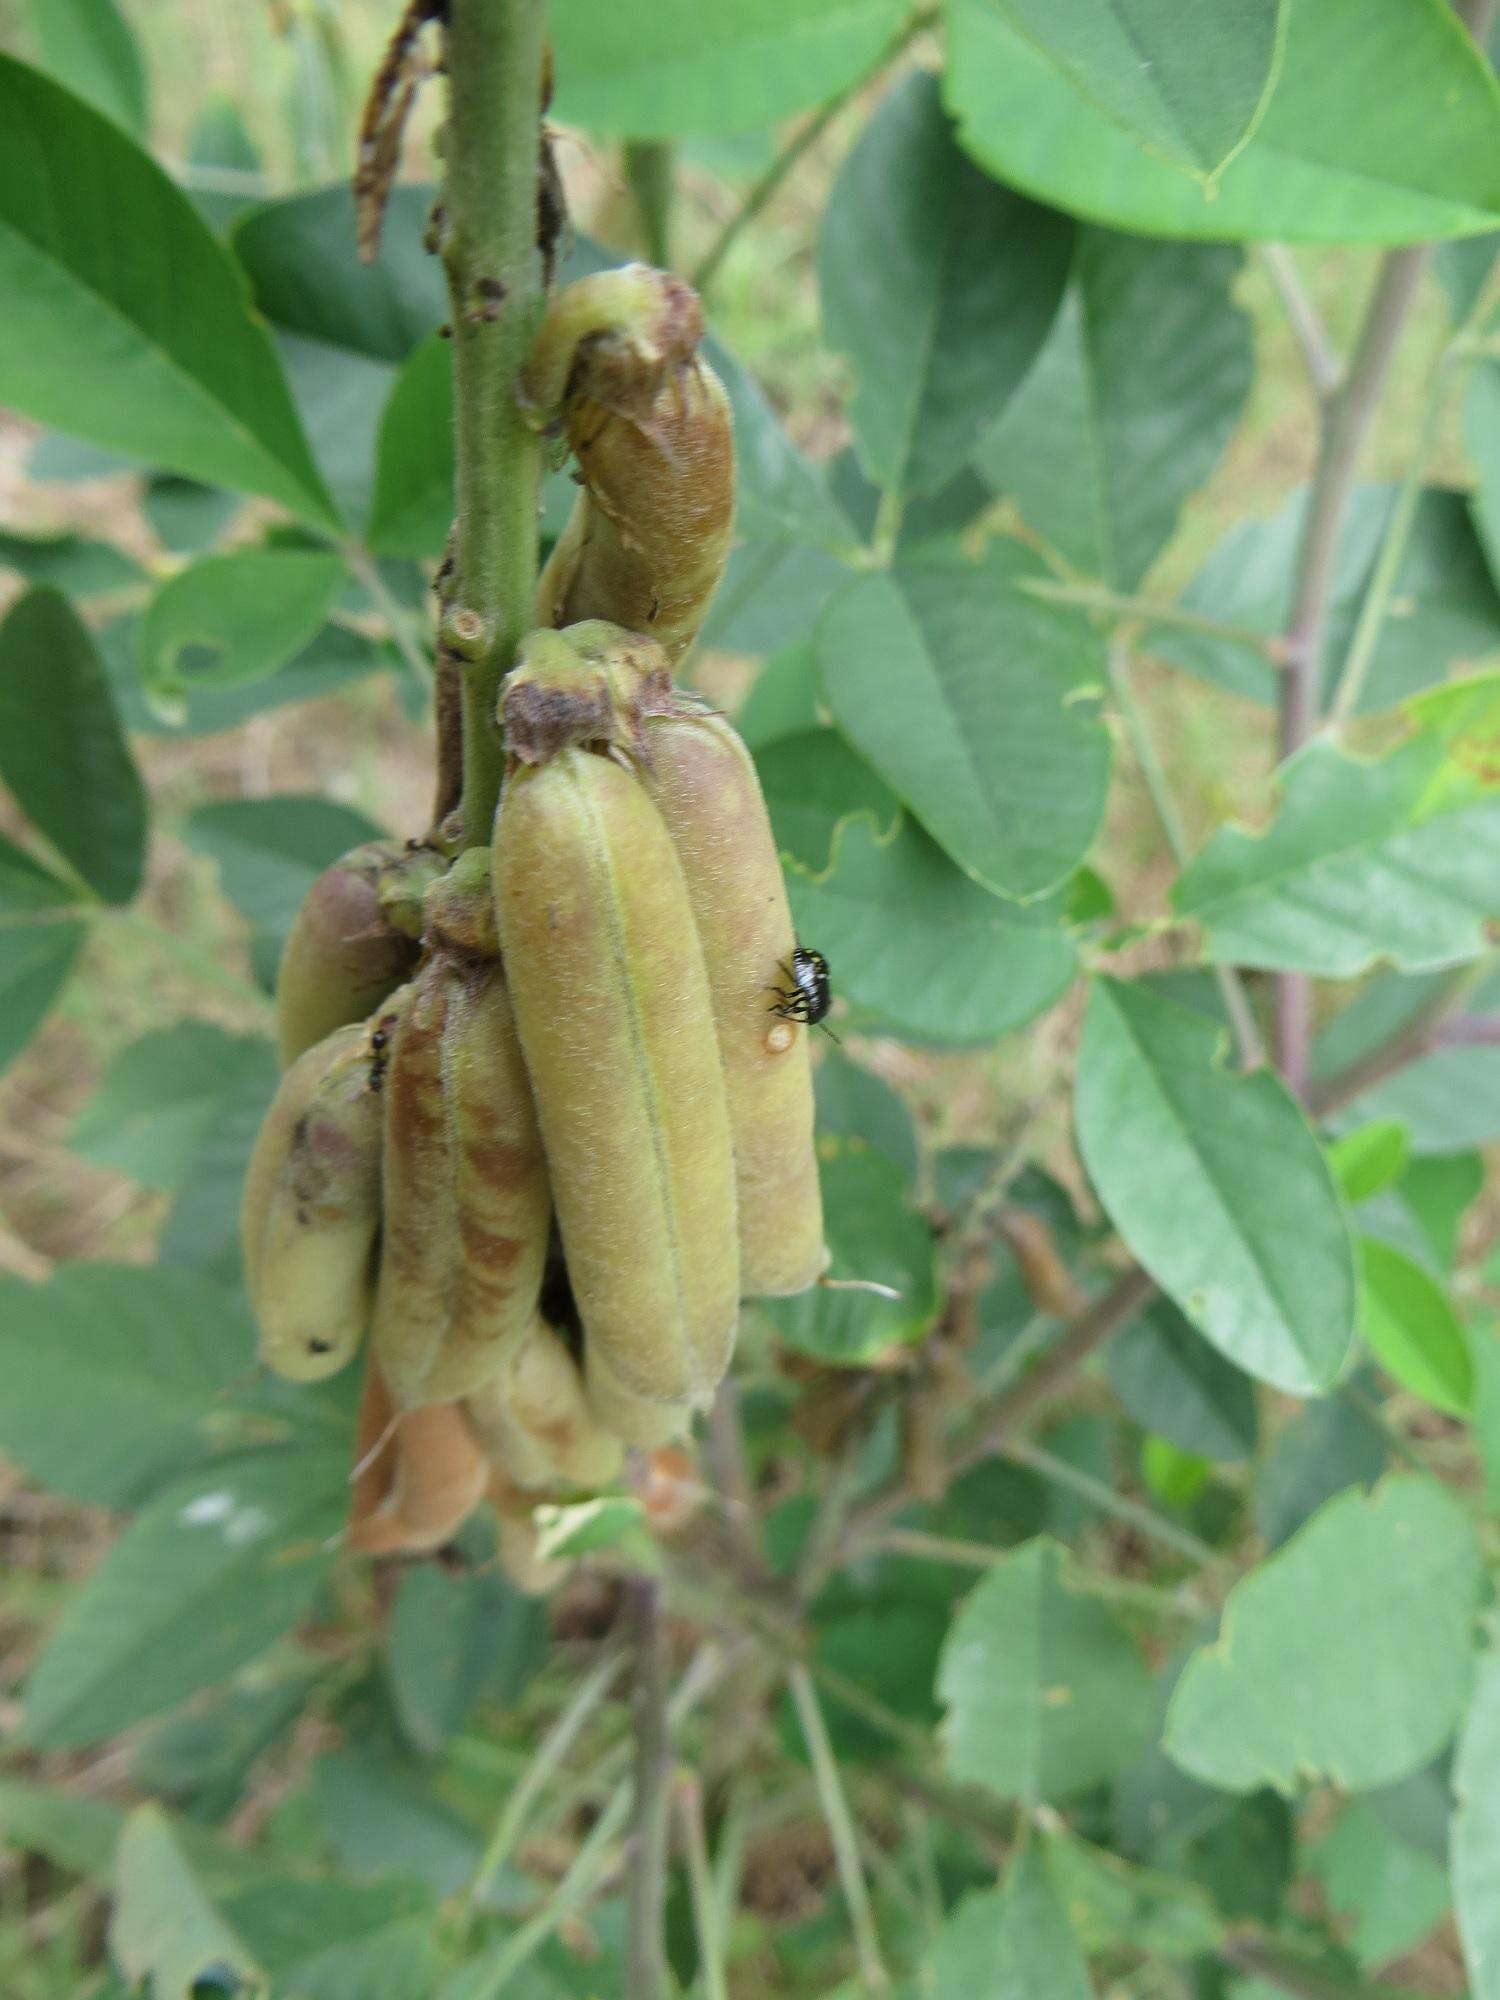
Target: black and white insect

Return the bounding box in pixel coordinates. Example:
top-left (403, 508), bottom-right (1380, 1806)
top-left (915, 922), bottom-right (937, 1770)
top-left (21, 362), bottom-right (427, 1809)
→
top-left (769, 946), bottom-right (833, 1030)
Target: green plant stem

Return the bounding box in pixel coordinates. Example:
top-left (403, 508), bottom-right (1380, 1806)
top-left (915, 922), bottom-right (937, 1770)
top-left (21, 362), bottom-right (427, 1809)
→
top-left (343, 542), bottom-right (433, 687)
top-left (690, 7), bottom-right (933, 295)
top-left (438, 0), bottom-right (546, 848)
top-left (623, 141), bottom-right (675, 266)
top-left (1305, 956), bottom-right (1495, 1119)
top-left (678, 1775), bottom-right (729, 2000)
top-left (464, 1647), bottom-right (624, 1923)
top-left (1105, 636), bottom-right (1266, 1071)
top-left (787, 1664), bottom-right (890, 1993)
top-left (1002, 1438), bottom-right (1219, 1568)
top-left (1021, 575), bottom-right (1286, 659)
top-left (1257, 246), bottom-right (1341, 399)
top-left (625, 1576), bottom-right (672, 2000)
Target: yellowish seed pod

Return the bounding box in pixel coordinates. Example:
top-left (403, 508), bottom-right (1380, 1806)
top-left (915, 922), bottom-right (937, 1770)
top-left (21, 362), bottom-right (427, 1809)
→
top-left (523, 266), bottom-right (734, 664)
top-left (241, 1021), bottom-right (384, 1381)
top-left (420, 959), bottom-right (553, 1404)
top-left (583, 1342), bottom-right (694, 1449)
top-left (493, 746), bottom-right (740, 1407)
top-left (486, 1469), bottom-right (563, 1595)
top-left (274, 840), bottom-right (437, 1067)
top-left (370, 956), bottom-right (460, 1406)
top-left (464, 1316), bottom-right (625, 1491)
top-left (641, 711), bottom-right (826, 1296)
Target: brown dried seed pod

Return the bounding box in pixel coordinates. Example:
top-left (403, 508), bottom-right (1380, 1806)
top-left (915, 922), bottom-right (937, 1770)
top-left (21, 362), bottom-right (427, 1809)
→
top-left (464, 1315), bottom-right (624, 1491)
top-left (641, 709), bottom-right (826, 1296)
top-left (500, 621), bottom-right (691, 766)
top-left (241, 1020), bottom-right (385, 1382)
top-left (349, 1359), bottom-right (490, 1557)
top-left (493, 746), bottom-right (740, 1407)
top-left (275, 840), bottom-right (439, 1067)
top-left (486, 1468), bottom-right (563, 1595)
top-left (522, 265), bottom-right (734, 664)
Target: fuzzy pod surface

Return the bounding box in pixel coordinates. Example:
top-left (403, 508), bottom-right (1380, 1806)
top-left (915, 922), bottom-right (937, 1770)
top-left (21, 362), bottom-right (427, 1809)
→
top-left (493, 745), bottom-right (740, 1406)
top-left (274, 840), bottom-right (436, 1067)
top-left (464, 1315), bottom-right (625, 1491)
top-left (524, 266), bottom-right (734, 664)
top-left (644, 710), bottom-right (826, 1296)
top-left (242, 1020), bottom-right (384, 1381)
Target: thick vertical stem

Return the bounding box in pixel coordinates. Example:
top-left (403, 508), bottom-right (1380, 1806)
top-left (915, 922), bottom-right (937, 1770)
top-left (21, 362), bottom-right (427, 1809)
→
top-left (626, 1576), bottom-right (672, 2000)
top-left (439, 0), bottom-right (546, 849)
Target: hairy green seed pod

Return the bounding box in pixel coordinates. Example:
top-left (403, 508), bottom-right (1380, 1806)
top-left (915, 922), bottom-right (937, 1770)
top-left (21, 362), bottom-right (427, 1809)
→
top-left (493, 746), bottom-right (740, 1407)
top-left (642, 710), bottom-right (826, 1296)
top-left (275, 839), bottom-right (439, 1067)
top-left (522, 265), bottom-right (734, 664)
top-left (465, 1316), bottom-right (625, 1490)
top-left (583, 1342), bottom-right (693, 1449)
top-left (242, 1021), bottom-right (384, 1382)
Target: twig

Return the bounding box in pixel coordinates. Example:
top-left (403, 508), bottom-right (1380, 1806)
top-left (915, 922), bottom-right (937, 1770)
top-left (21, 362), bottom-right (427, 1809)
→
top-left (1257, 246), bottom-right (1340, 399)
top-left (1021, 575), bottom-right (1286, 659)
top-left (678, 1774), bottom-right (729, 2000)
top-left (438, 0), bottom-right (546, 847)
top-left (1105, 635), bottom-right (1266, 1070)
top-left (787, 1664), bottom-right (889, 1992)
top-left (464, 1647), bottom-right (624, 1922)
top-left (1306, 958), bottom-right (1495, 1119)
top-left (343, 542), bottom-right (434, 687)
top-left (623, 141), bottom-right (674, 266)
top-left (1001, 1439), bottom-right (1219, 1568)
top-left (626, 1577), bottom-right (672, 2000)
top-left (691, 7), bottom-right (934, 295)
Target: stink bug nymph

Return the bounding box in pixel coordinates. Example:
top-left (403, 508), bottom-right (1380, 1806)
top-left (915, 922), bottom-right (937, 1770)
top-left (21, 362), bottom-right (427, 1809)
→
top-left (770, 946), bottom-right (833, 1032)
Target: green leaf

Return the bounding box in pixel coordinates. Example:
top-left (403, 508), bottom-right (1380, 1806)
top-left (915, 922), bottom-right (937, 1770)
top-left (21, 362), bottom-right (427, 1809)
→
top-left (785, 814), bottom-right (1078, 1045)
top-left (0, 1261), bottom-right (251, 1506)
top-left (143, 474), bottom-right (241, 556)
top-left (111, 1804), bottom-right (265, 2000)
top-left (233, 185), bottom-right (444, 366)
top-left (1306, 1801), bottom-right (1450, 1973)
top-left (945, 0), bottom-right (1500, 242)
top-left (0, 526), bottom-right (143, 594)
top-left (759, 1136), bottom-right (937, 1363)
top-left (183, 95), bottom-right (264, 235)
top-left (817, 542), bottom-right (1109, 899)
top-left (158, 1042), bottom-right (282, 1290)
top-left (1175, 736), bottom-right (1500, 977)
top-left (549, 0), bottom-right (908, 137)
top-left (736, 641), bottom-right (821, 750)
top-left (921, 1849), bottom-right (1092, 1997)
top-left (0, 909), bottom-right (85, 1074)
top-left (1453, 1649), bottom-right (1500, 2000)
top-left (1331, 1041), bottom-right (1500, 1154)
top-left (217, 1878), bottom-right (435, 1982)
top-left (183, 795), bottom-right (386, 964)
top-left (134, 1658), bottom-right (324, 1825)
top-left (818, 70), bottom-right (1072, 499)
top-left (0, 1775), bottom-right (127, 1880)
top-left (1076, 976), bottom-right (1355, 1394)
top-left (1357, 1236), bottom-right (1473, 1416)
top-left (971, 0), bottom-right (1284, 179)
top-left (1107, 1300), bottom-right (1258, 1462)
top-left (110, 619), bottom-right (393, 741)
top-left (273, 1920), bottom-right (446, 2000)
top-left (813, 1047), bottom-right (918, 1184)
top-left (0, 57), bottom-right (333, 524)
top-left (1042, 1825), bottom-right (1224, 1960)
top-left (70, 1024), bottom-right (273, 1191)
top-left (1141, 1435), bottom-right (1212, 1507)
top-left (534, 1496), bottom-right (659, 1569)
top-left (23, 1448), bottom-right (346, 1746)
top-left (366, 333), bottom-right (454, 558)
top-left (1153, 486), bottom-right (1500, 711)
top-left (138, 549), bottom-right (347, 695)
top-left (1328, 1121), bottom-right (1411, 1205)
top-left (937, 1537), bottom-right (1153, 1803)
top-left (312, 1750), bottom-right (483, 1902)
top-left (1252, 1385), bottom-right (1387, 1550)
top-left (384, 1565), bottom-right (543, 1756)
top-left (26, 0), bottom-right (148, 137)
top-left (0, 587), bottom-right (146, 903)
top-left (1165, 1477), bottom-right (1483, 1794)
top-left (755, 727), bottom-right (900, 872)
top-left (1465, 358), bottom-right (1500, 593)
top-left (977, 231), bottom-right (1253, 591)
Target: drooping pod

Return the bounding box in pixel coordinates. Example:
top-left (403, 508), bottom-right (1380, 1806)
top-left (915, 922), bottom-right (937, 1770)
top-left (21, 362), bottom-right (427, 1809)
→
top-left (640, 709), bottom-right (826, 1297)
top-left (522, 265), bottom-right (735, 664)
top-left (241, 1019), bottom-right (386, 1382)
top-left (372, 855), bottom-right (552, 1408)
top-left (274, 839), bottom-right (440, 1067)
top-left (583, 1342), bottom-right (693, 1450)
top-left (493, 746), bottom-right (740, 1411)
top-left (464, 1315), bottom-right (625, 1491)
top-left (348, 1358), bottom-right (490, 1558)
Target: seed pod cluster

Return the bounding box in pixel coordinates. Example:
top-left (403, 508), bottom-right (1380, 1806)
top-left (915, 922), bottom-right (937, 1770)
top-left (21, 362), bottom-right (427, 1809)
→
top-left (241, 266), bottom-right (824, 1591)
